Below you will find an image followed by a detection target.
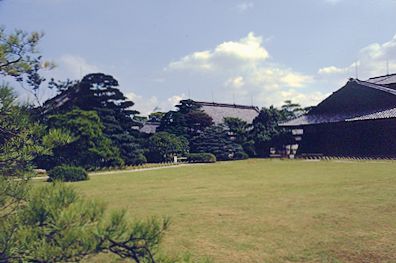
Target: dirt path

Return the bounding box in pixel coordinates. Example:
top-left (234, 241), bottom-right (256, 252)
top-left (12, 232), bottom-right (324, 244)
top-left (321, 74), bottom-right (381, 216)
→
top-left (32, 163), bottom-right (207, 181)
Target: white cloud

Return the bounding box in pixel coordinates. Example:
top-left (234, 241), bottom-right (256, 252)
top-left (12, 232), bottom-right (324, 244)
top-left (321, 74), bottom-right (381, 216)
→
top-left (236, 2), bottom-right (254, 12)
top-left (167, 32), bottom-right (269, 72)
top-left (48, 54), bottom-right (101, 81)
top-left (225, 76), bottom-right (245, 89)
top-left (126, 92), bottom-right (186, 116)
top-left (318, 66), bottom-right (349, 75)
top-left (167, 94), bottom-right (185, 108)
top-left (318, 34), bottom-right (396, 80)
top-left (215, 32), bottom-right (269, 61)
top-left (166, 32), bottom-right (317, 107)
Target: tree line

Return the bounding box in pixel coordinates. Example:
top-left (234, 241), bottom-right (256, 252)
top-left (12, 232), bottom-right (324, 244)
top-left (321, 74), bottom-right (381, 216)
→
top-left (0, 26), bottom-right (310, 262)
top-left (30, 73), bottom-right (307, 170)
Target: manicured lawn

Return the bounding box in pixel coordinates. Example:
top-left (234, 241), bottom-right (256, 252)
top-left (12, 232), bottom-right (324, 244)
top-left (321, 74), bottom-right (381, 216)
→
top-left (71, 159), bottom-right (396, 262)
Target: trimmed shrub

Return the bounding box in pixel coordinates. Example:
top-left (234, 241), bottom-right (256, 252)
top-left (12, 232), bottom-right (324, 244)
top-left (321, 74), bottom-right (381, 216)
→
top-left (234, 151), bottom-right (249, 160)
top-left (48, 165), bottom-right (88, 182)
top-left (188, 153), bottom-right (216, 163)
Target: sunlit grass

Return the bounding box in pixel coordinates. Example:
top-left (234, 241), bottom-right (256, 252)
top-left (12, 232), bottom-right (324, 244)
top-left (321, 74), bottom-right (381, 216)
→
top-left (66, 159), bottom-right (396, 262)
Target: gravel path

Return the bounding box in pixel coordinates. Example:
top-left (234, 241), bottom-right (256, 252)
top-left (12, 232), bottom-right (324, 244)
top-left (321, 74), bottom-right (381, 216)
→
top-left (32, 163), bottom-right (207, 181)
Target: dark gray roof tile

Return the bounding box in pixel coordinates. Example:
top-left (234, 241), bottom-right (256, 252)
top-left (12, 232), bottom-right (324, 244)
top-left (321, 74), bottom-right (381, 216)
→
top-left (195, 101), bottom-right (260, 124)
top-left (346, 107), bottom-right (396, 121)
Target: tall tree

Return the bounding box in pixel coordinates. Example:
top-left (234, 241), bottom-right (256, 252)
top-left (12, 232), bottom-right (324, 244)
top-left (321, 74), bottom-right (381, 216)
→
top-left (159, 99), bottom-right (213, 139)
top-left (42, 109), bottom-right (124, 169)
top-left (190, 125), bottom-right (247, 161)
top-left (0, 86), bottom-right (170, 263)
top-left (250, 106), bottom-right (294, 157)
top-left (224, 117), bottom-right (255, 157)
top-left (146, 132), bottom-right (189, 162)
top-left (280, 100), bottom-right (310, 120)
top-left (41, 73), bottom-right (146, 165)
top-left (0, 27), bottom-right (171, 262)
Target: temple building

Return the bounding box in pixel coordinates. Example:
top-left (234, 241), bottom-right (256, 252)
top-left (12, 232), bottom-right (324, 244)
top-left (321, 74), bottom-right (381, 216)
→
top-left (140, 101), bottom-right (260, 134)
top-left (280, 74), bottom-right (396, 158)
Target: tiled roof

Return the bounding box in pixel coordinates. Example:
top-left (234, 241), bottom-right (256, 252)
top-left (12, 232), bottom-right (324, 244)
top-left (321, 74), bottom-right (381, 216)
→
top-left (194, 101), bottom-right (260, 124)
top-left (280, 78), bottom-right (396, 127)
top-left (139, 122), bottom-right (160, 134)
top-left (355, 79), bottom-right (396, 95)
top-left (367, 73), bottom-right (396, 86)
top-left (280, 113), bottom-right (355, 126)
top-left (346, 107), bottom-right (396, 121)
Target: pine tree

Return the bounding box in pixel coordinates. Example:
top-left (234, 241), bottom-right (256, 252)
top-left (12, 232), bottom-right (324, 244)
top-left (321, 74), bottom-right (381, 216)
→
top-left (190, 125), bottom-right (247, 161)
top-left (41, 73), bottom-right (146, 165)
top-left (159, 99), bottom-right (213, 139)
top-left (250, 106), bottom-right (294, 157)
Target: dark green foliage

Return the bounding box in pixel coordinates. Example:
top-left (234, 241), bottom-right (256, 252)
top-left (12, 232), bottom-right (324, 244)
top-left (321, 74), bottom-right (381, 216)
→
top-left (223, 117), bottom-right (255, 157)
top-left (146, 132), bottom-right (189, 162)
top-left (281, 100), bottom-right (308, 119)
top-left (148, 111), bottom-right (165, 122)
top-left (0, 183), bottom-right (169, 262)
top-left (40, 73), bottom-right (146, 166)
top-left (77, 73), bottom-right (140, 131)
top-left (41, 109), bottom-right (123, 169)
top-left (250, 105), bottom-right (295, 157)
top-left (190, 125), bottom-right (246, 161)
top-left (48, 165), bottom-right (88, 182)
top-left (111, 132), bottom-right (147, 165)
top-left (159, 99), bottom-right (213, 139)
top-left (234, 151), bottom-right (249, 160)
top-left (0, 85), bottom-right (40, 177)
top-left (241, 140), bottom-right (256, 157)
top-left (224, 117), bottom-right (250, 144)
top-left (0, 30), bottom-right (172, 263)
top-left (187, 153), bottom-right (216, 163)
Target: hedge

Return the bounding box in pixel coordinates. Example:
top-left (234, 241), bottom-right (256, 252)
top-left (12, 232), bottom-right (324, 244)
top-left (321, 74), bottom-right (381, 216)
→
top-left (48, 165), bottom-right (89, 182)
top-left (187, 153), bottom-right (216, 163)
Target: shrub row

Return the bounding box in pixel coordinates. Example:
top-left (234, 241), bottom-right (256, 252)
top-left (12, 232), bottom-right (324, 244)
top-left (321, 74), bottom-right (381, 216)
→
top-left (187, 153), bottom-right (216, 163)
top-left (48, 165), bottom-right (88, 182)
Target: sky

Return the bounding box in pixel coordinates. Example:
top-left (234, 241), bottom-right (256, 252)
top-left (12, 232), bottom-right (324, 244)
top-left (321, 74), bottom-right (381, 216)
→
top-left (1, 0), bottom-right (396, 115)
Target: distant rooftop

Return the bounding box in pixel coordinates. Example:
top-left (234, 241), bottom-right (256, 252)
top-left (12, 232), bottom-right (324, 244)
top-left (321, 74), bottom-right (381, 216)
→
top-left (194, 100), bottom-right (260, 124)
top-left (139, 121), bottom-right (160, 134)
top-left (366, 73), bottom-right (396, 88)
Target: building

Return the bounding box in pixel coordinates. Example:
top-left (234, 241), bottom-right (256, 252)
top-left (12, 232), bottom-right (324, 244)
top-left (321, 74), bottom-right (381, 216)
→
top-left (139, 121), bottom-right (160, 134)
top-left (139, 100), bottom-right (260, 134)
top-left (194, 101), bottom-right (260, 124)
top-left (280, 74), bottom-right (396, 158)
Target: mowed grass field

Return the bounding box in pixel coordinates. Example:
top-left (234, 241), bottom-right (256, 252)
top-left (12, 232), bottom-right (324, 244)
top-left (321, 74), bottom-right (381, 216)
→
top-left (71, 159), bottom-right (396, 262)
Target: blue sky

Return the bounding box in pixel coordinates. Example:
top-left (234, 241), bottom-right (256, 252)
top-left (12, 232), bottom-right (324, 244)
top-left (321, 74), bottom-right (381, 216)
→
top-left (1, 0), bottom-right (396, 115)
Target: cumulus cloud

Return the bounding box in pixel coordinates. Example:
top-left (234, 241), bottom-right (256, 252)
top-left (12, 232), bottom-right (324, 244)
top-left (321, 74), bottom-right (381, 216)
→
top-left (126, 92), bottom-right (186, 116)
top-left (167, 32), bottom-right (269, 72)
top-left (318, 34), bottom-right (396, 80)
top-left (318, 66), bottom-right (349, 75)
top-left (166, 32), bottom-right (319, 107)
top-left (225, 76), bottom-right (245, 89)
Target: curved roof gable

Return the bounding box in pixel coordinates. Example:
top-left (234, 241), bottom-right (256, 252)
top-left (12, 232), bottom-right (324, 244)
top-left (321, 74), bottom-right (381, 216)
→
top-left (310, 79), bottom-right (396, 115)
top-left (280, 79), bottom-right (396, 127)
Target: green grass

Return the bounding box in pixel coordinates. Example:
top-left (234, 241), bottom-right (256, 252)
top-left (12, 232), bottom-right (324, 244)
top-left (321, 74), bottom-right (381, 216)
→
top-left (70, 159), bottom-right (396, 262)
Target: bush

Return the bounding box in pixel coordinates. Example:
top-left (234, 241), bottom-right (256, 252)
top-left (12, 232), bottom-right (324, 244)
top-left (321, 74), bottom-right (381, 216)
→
top-left (234, 151), bottom-right (249, 160)
top-left (146, 132), bottom-right (189, 163)
top-left (188, 153), bottom-right (216, 163)
top-left (48, 165), bottom-right (88, 182)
